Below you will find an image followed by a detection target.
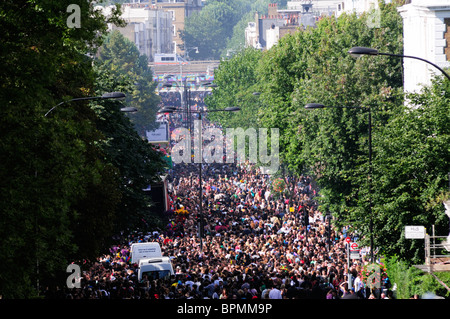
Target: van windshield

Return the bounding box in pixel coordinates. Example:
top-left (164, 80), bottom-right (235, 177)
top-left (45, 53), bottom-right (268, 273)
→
top-left (142, 270), bottom-right (171, 281)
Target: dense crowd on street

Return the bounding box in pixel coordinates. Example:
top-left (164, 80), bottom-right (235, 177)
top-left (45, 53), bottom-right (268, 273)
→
top-left (158, 90), bottom-right (209, 112)
top-left (43, 92), bottom-right (395, 300)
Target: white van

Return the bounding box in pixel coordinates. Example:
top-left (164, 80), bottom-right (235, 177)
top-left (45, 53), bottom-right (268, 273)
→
top-left (138, 257), bottom-right (174, 281)
top-left (130, 242), bottom-right (162, 264)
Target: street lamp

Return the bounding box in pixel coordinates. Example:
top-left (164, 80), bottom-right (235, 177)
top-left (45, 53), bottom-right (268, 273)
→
top-left (185, 46), bottom-right (199, 61)
top-left (37, 91), bottom-right (128, 294)
top-left (304, 103), bottom-right (327, 109)
top-left (221, 107), bottom-right (240, 112)
top-left (348, 46), bottom-right (450, 81)
top-left (44, 92), bottom-right (126, 117)
top-left (159, 105), bottom-right (240, 252)
top-left (100, 92), bottom-right (126, 100)
top-left (119, 107), bottom-right (138, 113)
top-left (163, 79), bottom-right (209, 131)
top-left (159, 106), bottom-right (178, 113)
top-left (305, 102), bottom-right (374, 263)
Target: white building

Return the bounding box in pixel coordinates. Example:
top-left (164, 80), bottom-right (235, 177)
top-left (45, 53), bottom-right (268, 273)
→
top-left (286, 0), bottom-right (382, 17)
top-left (245, 21), bottom-right (260, 49)
top-left (336, 0), bottom-right (381, 16)
top-left (99, 4), bottom-right (174, 62)
top-left (266, 24), bottom-right (280, 50)
top-left (398, 0), bottom-right (450, 93)
top-left (286, 1), bottom-right (450, 94)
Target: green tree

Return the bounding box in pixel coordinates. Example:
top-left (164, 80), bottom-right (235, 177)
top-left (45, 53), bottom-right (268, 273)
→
top-left (0, 0), bottom-right (123, 298)
top-left (182, 0), bottom-right (292, 60)
top-left (373, 76), bottom-right (450, 262)
top-left (256, 2), bottom-right (405, 251)
top-left (255, 0), bottom-right (448, 262)
top-left (205, 47), bottom-right (263, 129)
top-left (208, 2), bottom-right (438, 261)
top-left (94, 32), bottom-right (167, 233)
top-left (222, 0), bottom-right (275, 56)
top-left (92, 97), bottom-right (166, 233)
top-left (97, 30), bottom-right (160, 137)
top-left (386, 256), bottom-right (450, 298)
top-left (181, 1), bottom-right (239, 60)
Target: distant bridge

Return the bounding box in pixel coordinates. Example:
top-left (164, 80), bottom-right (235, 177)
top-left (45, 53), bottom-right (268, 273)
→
top-left (151, 60), bottom-right (221, 92)
top-left (150, 60), bottom-right (220, 76)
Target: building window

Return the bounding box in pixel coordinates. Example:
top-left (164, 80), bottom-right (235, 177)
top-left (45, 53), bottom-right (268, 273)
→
top-left (445, 18), bottom-right (450, 61)
top-left (173, 25), bottom-right (177, 37)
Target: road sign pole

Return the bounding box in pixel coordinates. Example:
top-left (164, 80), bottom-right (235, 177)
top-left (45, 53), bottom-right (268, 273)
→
top-left (347, 242), bottom-right (352, 289)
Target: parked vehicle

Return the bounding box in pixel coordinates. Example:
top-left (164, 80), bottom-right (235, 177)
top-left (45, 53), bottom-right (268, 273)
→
top-left (137, 257), bottom-right (174, 281)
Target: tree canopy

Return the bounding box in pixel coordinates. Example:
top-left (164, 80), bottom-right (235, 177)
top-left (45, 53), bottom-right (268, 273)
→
top-left (205, 1), bottom-right (449, 264)
top-left (181, 0), bottom-right (288, 60)
top-left (97, 30), bottom-right (161, 137)
top-left (0, 0), bottom-right (165, 298)
top-left (205, 47), bottom-right (263, 129)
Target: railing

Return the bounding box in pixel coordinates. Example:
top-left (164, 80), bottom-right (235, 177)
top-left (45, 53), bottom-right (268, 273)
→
top-left (425, 234), bottom-right (450, 265)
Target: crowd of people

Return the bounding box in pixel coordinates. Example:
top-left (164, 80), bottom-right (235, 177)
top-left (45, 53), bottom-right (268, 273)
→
top-left (43, 92), bottom-right (394, 300)
top-left (158, 90), bottom-right (210, 112)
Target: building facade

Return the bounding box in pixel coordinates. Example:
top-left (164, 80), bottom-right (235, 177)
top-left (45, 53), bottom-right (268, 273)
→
top-left (335, 0), bottom-right (380, 16)
top-left (100, 3), bottom-right (174, 62)
top-left (398, 0), bottom-right (450, 93)
top-left (154, 0), bottom-right (203, 55)
top-left (245, 3), bottom-right (315, 50)
top-left (100, 1), bottom-right (204, 60)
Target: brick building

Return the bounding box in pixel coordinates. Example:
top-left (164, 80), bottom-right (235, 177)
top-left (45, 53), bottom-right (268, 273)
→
top-left (245, 3), bottom-right (317, 50)
top-left (154, 0), bottom-right (203, 56)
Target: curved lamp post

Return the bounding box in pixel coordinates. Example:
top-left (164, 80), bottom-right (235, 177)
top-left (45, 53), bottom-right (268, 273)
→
top-left (348, 46), bottom-right (450, 81)
top-left (305, 102), bottom-right (374, 263)
top-left (37, 91), bottom-right (127, 294)
top-left (44, 92), bottom-right (126, 117)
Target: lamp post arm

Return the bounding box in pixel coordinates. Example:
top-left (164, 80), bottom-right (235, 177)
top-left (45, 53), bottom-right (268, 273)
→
top-left (329, 105), bottom-right (364, 110)
top-left (378, 52), bottom-right (450, 81)
top-left (305, 103), bottom-right (365, 110)
top-left (44, 101), bottom-right (68, 117)
top-left (44, 95), bottom-right (109, 117)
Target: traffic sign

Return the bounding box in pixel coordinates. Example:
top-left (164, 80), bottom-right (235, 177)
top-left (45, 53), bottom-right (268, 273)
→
top-left (405, 226), bottom-right (425, 239)
top-left (350, 250), bottom-right (360, 260)
top-left (350, 242), bottom-right (358, 250)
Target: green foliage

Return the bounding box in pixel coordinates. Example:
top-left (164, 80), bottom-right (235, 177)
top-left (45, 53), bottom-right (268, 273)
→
top-left (0, 0), bottom-right (164, 298)
top-left (181, 1), bottom-right (239, 60)
top-left (94, 30), bottom-right (167, 232)
top-left (223, 0), bottom-right (284, 56)
top-left (373, 77), bottom-right (450, 262)
top-left (0, 0), bottom-right (113, 298)
top-left (207, 2), bottom-right (448, 263)
top-left (385, 256), bottom-right (450, 299)
top-left (182, 0), bottom-right (288, 60)
top-left (91, 92), bottom-right (166, 233)
top-left (385, 256), bottom-right (425, 299)
top-left (256, 3), bottom-right (408, 256)
top-left (205, 47), bottom-right (263, 129)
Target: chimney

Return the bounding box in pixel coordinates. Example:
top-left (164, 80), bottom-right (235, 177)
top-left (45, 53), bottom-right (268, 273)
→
top-left (268, 3), bottom-right (278, 17)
